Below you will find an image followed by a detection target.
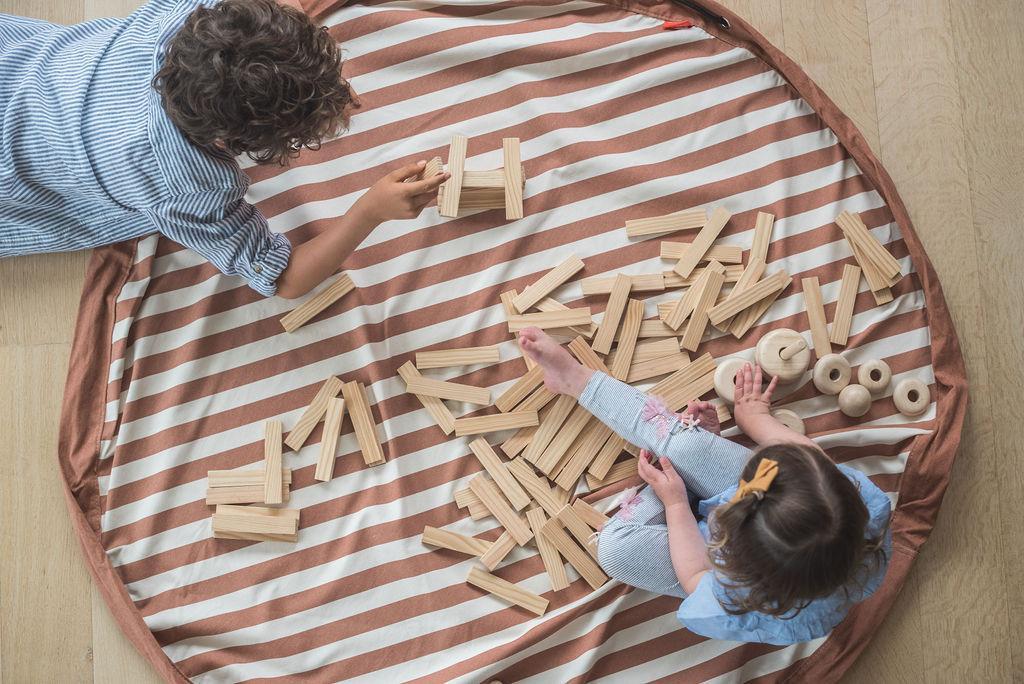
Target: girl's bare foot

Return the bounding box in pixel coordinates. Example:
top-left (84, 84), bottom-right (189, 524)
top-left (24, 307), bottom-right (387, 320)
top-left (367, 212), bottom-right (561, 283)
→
top-left (517, 327), bottom-right (594, 397)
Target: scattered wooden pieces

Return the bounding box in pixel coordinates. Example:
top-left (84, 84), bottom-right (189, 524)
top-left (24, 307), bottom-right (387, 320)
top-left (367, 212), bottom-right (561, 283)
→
top-left (284, 376), bottom-right (344, 451)
top-left (212, 504), bottom-right (299, 543)
top-left (673, 206), bottom-right (731, 278)
top-left (263, 420), bottom-right (283, 505)
top-left (402, 375), bottom-right (491, 406)
top-left (522, 395), bottom-right (576, 467)
top-left (526, 508), bottom-right (570, 591)
top-left (626, 350), bottom-right (690, 383)
top-left (503, 138), bottom-right (524, 220)
top-left (580, 273), bottom-right (665, 297)
top-left (680, 261), bottom-right (727, 351)
top-left (415, 346), bottom-right (500, 369)
top-left (206, 469), bottom-right (291, 505)
top-left (479, 530), bottom-right (517, 570)
top-left (707, 270), bottom-right (788, 327)
top-left (535, 297), bottom-right (596, 338)
top-left (495, 365), bottom-right (545, 413)
top-left (830, 264), bottom-right (861, 346)
top-left (341, 381), bottom-right (386, 467)
top-left (513, 255), bottom-right (585, 313)
top-left (397, 362), bottom-right (456, 435)
top-left (648, 352), bottom-right (716, 411)
top-left (439, 134), bottom-right (468, 217)
top-left (501, 289), bottom-right (535, 370)
top-left (422, 526), bottom-right (492, 557)
top-left (468, 475), bottom-right (533, 545)
top-left (568, 336), bottom-right (611, 374)
top-left (468, 438), bottom-right (531, 511)
top-left (507, 457), bottom-right (565, 518)
top-left (507, 309), bottom-right (593, 332)
top-left (572, 499), bottom-right (610, 529)
top-left (455, 411), bottom-right (539, 437)
top-left (533, 405), bottom-right (592, 476)
top-left (660, 242), bottom-right (742, 263)
top-left (555, 504), bottom-right (599, 559)
top-left (591, 274), bottom-right (632, 354)
top-left (454, 486), bottom-right (490, 520)
top-left (279, 273), bottom-right (355, 333)
top-left (625, 208), bottom-right (706, 238)
top-left (466, 566), bottom-right (548, 616)
top-left (663, 264), bottom-right (743, 289)
top-left (801, 276), bottom-right (833, 358)
top-left (586, 457), bottom-right (638, 489)
top-left (630, 319), bottom-right (679, 339)
top-left (540, 517), bottom-right (608, 590)
top-left (553, 420), bottom-right (612, 490)
top-left (609, 337), bottom-right (678, 366)
top-left (517, 385), bottom-right (556, 413)
top-left (837, 211), bottom-right (900, 305)
top-left (729, 272), bottom-right (793, 338)
top-left (314, 398), bottom-right (345, 482)
top-left (609, 299), bottom-right (644, 380)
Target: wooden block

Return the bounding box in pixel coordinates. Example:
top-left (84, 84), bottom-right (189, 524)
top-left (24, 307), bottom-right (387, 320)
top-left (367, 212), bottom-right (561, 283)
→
top-left (397, 362), bottom-right (456, 435)
top-left (517, 385), bottom-right (556, 413)
top-left (672, 206), bottom-right (731, 278)
top-left (507, 308), bottom-right (593, 332)
top-left (341, 381), bottom-right (386, 467)
top-left (479, 530), bottom-right (517, 570)
top-left (279, 273), bottom-right (355, 333)
top-left (534, 405), bottom-right (593, 476)
top-left (836, 211), bottom-right (901, 279)
top-left (205, 484), bottom-right (290, 505)
top-left (609, 299), bottom-right (644, 380)
top-left (660, 242), bottom-right (742, 263)
top-left (801, 276), bottom-right (833, 359)
top-left (502, 138), bottom-right (524, 220)
top-left (707, 270), bottom-right (788, 327)
top-left (844, 229), bottom-right (896, 303)
top-left (469, 437), bottom-right (531, 511)
top-left (422, 526), bottom-right (492, 557)
top-left (587, 433), bottom-right (627, 480)
top-left (586, 457), bottom-right (638, 489)
top-left (579, 272), bottom-right (665, 297)
top-left (555, 504), bottom-right (599, 559)
top-left (522, 394), bottom-right (576, 467)
top-left (649, 352), bottom-right (717, 410)
top-left (208, 469), bottom-right (293, 489)
top-left (750, 212), bottom-right (775, 264)
top-left (455, 411), bottom-right (538, 437)
top-left (212, 504), bottom-right (299, 543)
top-left (540, 517), bottom-right (608, 590)
top-left (466, 565), bottom-right (548, 616)
top-left (553, 419), bottom-right (612, 490)
top-left (416, 346), bottom-right (499, 369)
top-left (422, 156), bottom-right (443, 180)
top-left (468, 474), bottom-right (533, 545)
top-left (591, 274), bottom-right (631, 354)
top-left (535, 297), bottom-right (596, 338)
top-left (454, 487), bottom-right (490, 520)
top-left (461, 169), bottom-right (506, 189)
top-left (662, 269), bottom-right (705, 331)
top-left (631, 319), bottom-right (678, 339)
top-left (314, 398), bottom-right (346, 482)
top-left (507, 458), bottom-right (564, 518)
top-left (500, 424), bottom-right (537, 459)
top-left (512, 255), bottom-right (585, 313)
top-left (624, 208), bottom-right (706, 238)
top-left (573, 499), bottom-right (610, 529)
top-left (830, 264), bottom-right (861, 346)
top-left (609, 337), bottom-right (678, 366)
top-left (263, 420), bottom-right (283, 505)
top-left (403, 375), bottom-right (491, 406)
top-left (567, 336), bottom-right (611, 374)
top-left (626, 350), bottom-right (690, 383)
top-left (526, 508), bottom-right (570, 591)
top-left (495, 365), bottom-right (544, 413)
top-left (729, 273), bottom-right (793, 338)
top-left (663, 264), bottom-right (743, 289)
top-left (439, 134), bottom-right (467, 217)
top-left (284, 376), bottom-right (344, 451)
top-left (681, 262), bottom-right (727, 352)
top-left (710, 261), bottom-right (766, 330)
top-left (500, 289), bottom-right (535, 370)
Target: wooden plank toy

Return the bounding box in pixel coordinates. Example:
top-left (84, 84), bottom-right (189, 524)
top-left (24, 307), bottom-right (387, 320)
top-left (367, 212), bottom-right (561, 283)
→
top-left (206, 469), bottom-right (291, 505)
top-left (591, 274), bottom-right (631, 354)
top-left (626, 350), bottom-right (690, 384)
top-left (540, 517), bottom-right (608, 590)
top-left (212, 504), bottom-right (299, 543)
top-left (284, 376), bottom-right (344, 451)
top-left (468, 437), bottom-right (531, 511)
top-left (500, 289), bottom-right (536, 370)
top-left (728, 273), bottom-right (793, 338)
top-left (829, 263), bottom-right (861, 346)
top-left (341, 381), bottom-right (386, 466)
top-left (422, 526), bottom-right (492, 557)
top-left (479, 530), bottom-right (517, 570)
top-left (438, 134), bottom-right (467, 217)
top-left (624, 207), bottom-right (706, 238)
top-left (415, 346), bottom-right (500, 369)
top-left (513, 255), bottom-right (585, 313)
top-left (468, 474), bottom-right (533, 545)
top-left (466, 566), bottom-right (548, 616)
top-left (454, 411), bottom-right (539, 437)
top-left (579, 273), bottom-right (665, 297)
top-left (586, 456), bottom-right (638, 489)
top-left (660, 242), bottom-right (742, 263)
top-left (507, 309), bottom-right (593, 332)
top-left (672, 206), bottom-right (731, 278)
top-left (454, 486), bottom-right (490, 520)
top-left (397, 362), bottom-right (456, 435)
top-left (279, 273), bottom-right (355, 333)
top-left (801, 276), bottom-right (833, 358)
top-left (609, 299), bottom-right (644, 380)
top-left (263, 420), bottom-right (283, 505)
top-left (314, 398), bottom-right (346, 482)
top-left (438, 135), bottom-right (526, 219)
top-left (534, 297), bottom-right (596, 338)
top-left (707, 270), bottom-right (788, 327)
top-left (495, 365), bottom-right (545, 412)
top-left (403, 375), bottom-right (491, 406)
top-left (568, 336), bottom-right (611, 374)
top-left (572, 499), bottom-right (610, 529)
top-left (526, 508), bottom-right (570, 591)
top-left (507, 457), bottom-right (564, 518)
top-left (680, 261), bottom-right (727, 351)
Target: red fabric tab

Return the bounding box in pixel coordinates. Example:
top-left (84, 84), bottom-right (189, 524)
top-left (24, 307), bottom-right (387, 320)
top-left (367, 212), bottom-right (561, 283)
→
top-left (662, 19), bottom-right (694, 30)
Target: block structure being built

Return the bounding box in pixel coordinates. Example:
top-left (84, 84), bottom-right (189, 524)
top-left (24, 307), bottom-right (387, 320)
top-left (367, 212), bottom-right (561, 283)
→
top-left (437, 135), bottom-right (526, 220)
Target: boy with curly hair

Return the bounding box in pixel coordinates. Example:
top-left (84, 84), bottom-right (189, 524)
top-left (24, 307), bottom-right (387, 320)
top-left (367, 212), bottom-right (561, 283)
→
top-left (0, 0), bottom-right (447, 298)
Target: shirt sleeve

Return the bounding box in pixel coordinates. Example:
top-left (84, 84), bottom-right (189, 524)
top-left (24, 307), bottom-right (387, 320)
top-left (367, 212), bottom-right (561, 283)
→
top-left (146, 189), bottom-right (291, 297)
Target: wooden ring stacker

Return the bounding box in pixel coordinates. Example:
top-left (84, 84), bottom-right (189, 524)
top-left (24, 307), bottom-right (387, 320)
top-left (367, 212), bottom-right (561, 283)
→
top-left (894, 378), bottom-right (930, 416)
top-left (857, 359), bottom-right (892, 394)
top-left (771, 408), bottom-right (805, 435)
top-left (838, 384), bottom-right (872, 418)
top-left (714, 357), bottom-right (747, 404)
top-left (755, 329), bottom-right (810, 384)
top-left (813, 354), bottom-right (852, 395)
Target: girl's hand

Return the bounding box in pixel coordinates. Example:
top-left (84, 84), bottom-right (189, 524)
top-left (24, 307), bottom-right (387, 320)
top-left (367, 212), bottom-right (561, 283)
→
top-left (354, 161), bottom-right (449, 223)
top-left (637, 450), bottom-right (688, 509)
top-left (733, 362), bottom-right (777, 425)
top-left (683, 400), bottom-right (720, 435)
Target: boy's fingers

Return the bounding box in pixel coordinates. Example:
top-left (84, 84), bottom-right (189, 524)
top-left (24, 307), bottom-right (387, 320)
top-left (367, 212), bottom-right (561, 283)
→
top-left (404, 172), bottom-right (450, 196)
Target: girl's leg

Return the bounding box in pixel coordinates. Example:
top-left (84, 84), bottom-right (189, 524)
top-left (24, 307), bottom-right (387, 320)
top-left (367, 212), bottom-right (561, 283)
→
top-left (597, 517), bottom-right (687, 598)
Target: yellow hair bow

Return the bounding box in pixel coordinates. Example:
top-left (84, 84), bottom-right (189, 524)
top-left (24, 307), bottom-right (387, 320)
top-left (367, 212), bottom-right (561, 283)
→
top-left (730, 458), bottom-right (779, 502)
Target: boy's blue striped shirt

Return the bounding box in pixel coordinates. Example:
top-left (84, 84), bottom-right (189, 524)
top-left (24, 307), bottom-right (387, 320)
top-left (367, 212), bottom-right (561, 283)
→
top-left (0, 0), bottom-right (291, 296)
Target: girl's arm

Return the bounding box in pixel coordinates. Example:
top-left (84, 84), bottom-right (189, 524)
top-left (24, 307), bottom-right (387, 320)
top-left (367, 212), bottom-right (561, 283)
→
top-left (638, 454), bottom-right (711, 593)
top-left (733, 362), bottom-right (819, 449)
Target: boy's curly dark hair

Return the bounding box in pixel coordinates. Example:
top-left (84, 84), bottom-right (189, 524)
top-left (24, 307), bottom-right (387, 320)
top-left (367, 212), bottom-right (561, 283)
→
top-left (153, 0), bottom-right (357, 165)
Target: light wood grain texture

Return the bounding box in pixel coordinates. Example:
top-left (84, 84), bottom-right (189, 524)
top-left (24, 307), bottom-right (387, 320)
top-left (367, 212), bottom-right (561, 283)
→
top-left (500, 289), bottom-right (536, 370)
top-left (283, 376), bottom-right (343, 451)
top-left (341, 381), bottom-right (386, 466)
top-left (466, 566), bottom-right (548, 616)
top-left (534, 297), bottom-right (596, 338)
top-left (554, 504), bottom-right (599, 559)
top-left (729, 273), bottom-right (793, 338)
top-left (454, 411), bottom-right (539, 437)
top-left (415, 346), bottom-right (499, 369)
top-left (533, 405), bottom-right (593, 476)
top-left (624, 208), bottom-right (706, 237)
top-left (502, 137), bottom-right (524, 220)
top-left (659, 242), bottom-right (742, 263)
top-left (205, 483), bottom-right (291, 505)
top-left (512, 255), bottom-right (584, 312)
top-left (279, 273), bottom-right (354, 332)
top-left (212, 505), bottom-right (299, 542)
top-left (402, 375), bottom-right (490, 406)
top-left (454, 487), bottom-right (490, 520)
top-left (627, 319), bottom-right (679, 339)
top-left (422, 526), bottom-right (492, 557)
top-left (553, 420), bottom-right (612, 490)
top-left (586, 456), bottom-right (638, 490)
top-left (207, 468), bottom-right (293, 488)
top-left (494, 364), bottom-right (545, 412)
top-left (539, 517), bottom-right (608, 590)
top-left (663, 264), bottom-right (743, 289)
top-left (672, 206), bottom-right (730, 277)
top-left (522, 394), bottom-right (576, 467)
top-left (626, 351), bottom-right (690, 384)
top-left (591, 274), bottom-right (631, 354)
top-left (478, 530), bottom-right (517, 570)
top-left (526, 508), bottom-right (570, 591)
top-left (468, 438), bottom-right (531, 511)
top-left (579, 272), bottom-right (665, 296)
top-left (461, 169), bottom-right (505, 189)
top-left (607, 337), bottom-right (678, 367)
top-left (567, 336), bottom-right (611, 374)
top-left (516, 385), bottom-right (556, 413)
top-left (707, 269), bottom-right (787, 327)
top-left (609, 299), bottom-right (644, 380)
top-left (439, 134), bottom-right (467, 217)
top-left (829, 263), bottom-right (862, 346)
top-left (837, 211), bottom-right (902, 279)
top-left (507, 457), bottom-right (564, 518)
top-left (801, 276), bottom-right (833, 358)
top-left (468, 475), bottom-right (533, 545)
top-left (397, 361), bottom-right (456, 435)
top-left (507, 308), bottom-right (593, 332)
top-left (572, 499), bottom-right (610, 529)
top-left (315, 398), bottom-right (345, 482)
top-left (263, 420), bottom-right (284, 504)
top-left (681, 262), bottom-right (727, 351)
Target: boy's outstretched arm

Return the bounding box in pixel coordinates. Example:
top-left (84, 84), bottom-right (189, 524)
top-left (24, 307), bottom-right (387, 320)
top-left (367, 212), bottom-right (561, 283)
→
top-left (733, 362), bottom-right (819, 448)
top-left (275, 161), bottom-right (448, 299)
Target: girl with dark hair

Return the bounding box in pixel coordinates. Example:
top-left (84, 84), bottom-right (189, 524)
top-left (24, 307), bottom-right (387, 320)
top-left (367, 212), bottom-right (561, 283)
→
top-left (518, 327), bottom-right (891, 645)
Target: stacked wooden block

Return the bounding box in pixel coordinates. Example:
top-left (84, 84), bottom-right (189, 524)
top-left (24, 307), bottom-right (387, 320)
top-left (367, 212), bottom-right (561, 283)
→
top-left (436, 135), bottom-right (525, 220)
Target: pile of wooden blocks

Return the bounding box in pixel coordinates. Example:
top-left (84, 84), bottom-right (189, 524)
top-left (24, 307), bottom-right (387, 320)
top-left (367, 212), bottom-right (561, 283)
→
top-left (436, 135), bottom-right (525, 220)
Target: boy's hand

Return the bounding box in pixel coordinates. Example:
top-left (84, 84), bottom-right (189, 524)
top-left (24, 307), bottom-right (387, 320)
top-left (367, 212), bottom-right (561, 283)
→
top-left (637, 450), bottom-right (688, 509)
top-left (733, 362), bottom-right (777, 424)
top-left (354, 161), bottom-right (449, 223)
top-left (683, 400), bottom-right (720, 435)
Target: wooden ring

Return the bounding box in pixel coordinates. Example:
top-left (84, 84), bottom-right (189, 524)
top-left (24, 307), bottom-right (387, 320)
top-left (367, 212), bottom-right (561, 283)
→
top-left (771, 408), bottom-right (805, 435)
top-left (894, 378), bottom-right (930, 416)
top-left (838, 383), bottom-right (872, 418)
top-left (812, 354), bottom-right (851, 395)
top-left (857, 359), bottom-right (892, 394)
top-left (714, 357), bottom-right (747, 404)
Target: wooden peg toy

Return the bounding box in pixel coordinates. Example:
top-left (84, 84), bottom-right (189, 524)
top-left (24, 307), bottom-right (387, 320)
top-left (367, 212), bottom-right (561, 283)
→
top-left (755, 329), bottom-right (810, 383)
top-left (894, 378), bottom-right (930, 416)
top-left (857, 359), bottom-right (892, 394)
top-left (813, 354), bottom-right (852, 395)
top-left (714, 357), bottom-right (747, 404)
top-left (838, 384), bottom-right (872, 418)
top-left (770, 408), bottom-right (805, 435)
top-left (437, 135), bottom-right (526, 219)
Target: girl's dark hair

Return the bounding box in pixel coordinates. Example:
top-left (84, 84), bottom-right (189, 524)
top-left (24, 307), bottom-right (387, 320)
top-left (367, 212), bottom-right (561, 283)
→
top-left (708, 443), bottom-right (887, 617)
top-left (153, 0), bottom-right (358, 165)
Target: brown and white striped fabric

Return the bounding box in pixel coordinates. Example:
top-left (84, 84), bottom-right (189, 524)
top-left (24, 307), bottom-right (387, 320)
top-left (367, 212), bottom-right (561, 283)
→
top-left (58, 1), bottom-right (967, 681)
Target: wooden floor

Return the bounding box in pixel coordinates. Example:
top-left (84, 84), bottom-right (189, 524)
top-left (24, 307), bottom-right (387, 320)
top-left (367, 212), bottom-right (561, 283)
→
top-left (0, 0), bottom-right (1020, 681)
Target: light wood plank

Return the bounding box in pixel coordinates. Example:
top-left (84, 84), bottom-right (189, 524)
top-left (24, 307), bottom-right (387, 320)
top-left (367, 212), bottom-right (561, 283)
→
top-left (507, 458), bottom-right (564, 518)
top-left (415, 346), bottom-right (499, 369)
top-left (454, 487), bottom-right (490, 520)
top-left (609, 299), bottom-right (643, 380)
top-left (315, 398), bottom-right (345, 482)
top-left (829, 264), bottom-right (862, 346)
top-left (503, 137), bottom-right (524, 220)
top-left (624, 207), bottom-right (706, 237)
top-left (263, 420), bottom-right (284, 504)
top-left (454, 411), bottom-right (539, 437)
top-left (567, 336), bottom-right (611, 374)
top-left (402, 375), bottom-right (491, 406)
top-left (397, 361), bottom-right (456, 435)
top-left (279, 273), bottom-right (354, 332)
top-left (586, 457), bottom-right (638, 489)
top-left (659, 242), bottom-right (743, 263)
top-left (579, 272), bottom-right (665, 297)
top-left (439, 134), bottom-right (467, 217)
top-left (672, 206), bottom-right (731, 277)
top-left (512, 255), bottom-right (585, 313)
top-left (283, 376), bottom-right (343, 451)
top-left (801, 276), bottom-right (833, 358)
top-left (466, 566), bottom-right (548, 616)
top-left (422, 526), bottom-right (492, 557)
top-left (526, 508), bottom-right (570, 591)
top-left (539, 517), bottom-right (608, 590)
top-left (591, 274), bottom-right (632, 354)
top-left (468, 475), bottom-right (533, 545)
top-left (468, 437), bottom-right (531, 511)
top-left (341, 381), bottom-right (386, 466)
top-left (681, 262), bottom-right (727, 352)
top-left (479, 530), bottom-right (517, 570)
top-left (507, 309), bottom-right (593, 332)
top-left (572, 499), bottom-right (610, 529)
top-left (494, 364), bottom-right (545, 412)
